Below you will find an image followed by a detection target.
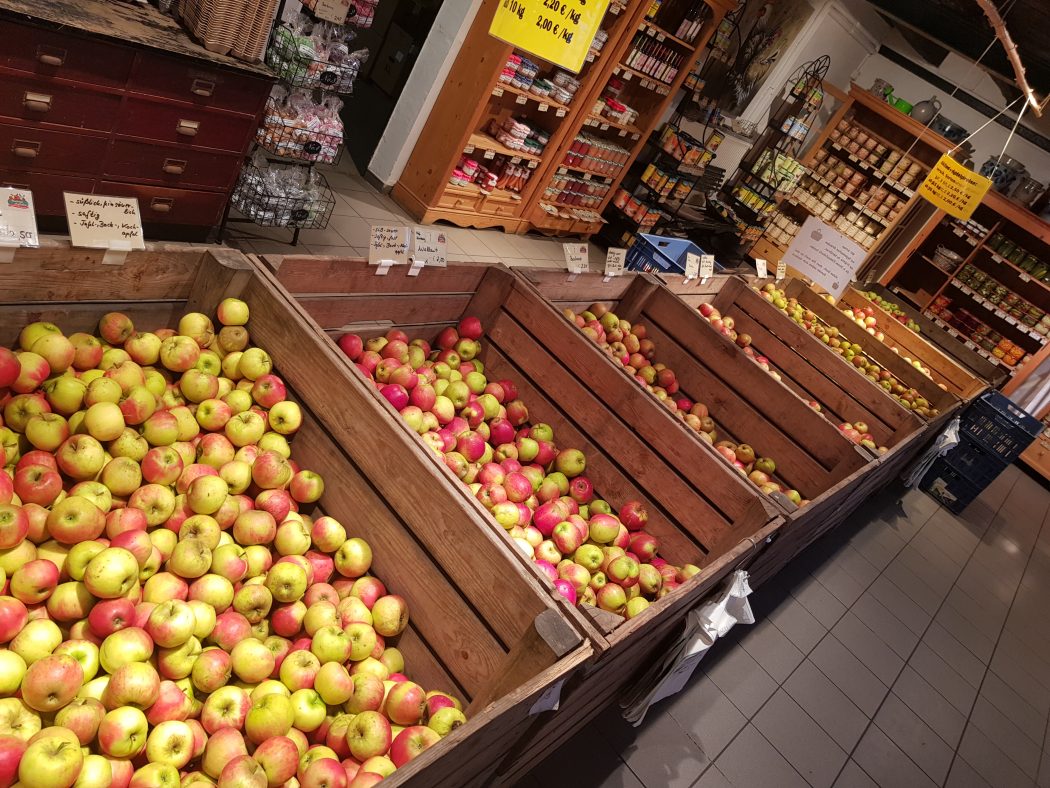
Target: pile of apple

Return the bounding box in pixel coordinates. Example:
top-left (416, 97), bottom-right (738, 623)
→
top-left (756, 283), bottom-right (938, 418)
top-left (0, 303), bottom-right (465, 788)
top-left (695, 303), bottom-right (783, 383)
top-left (557, 305), bottom-right (805, 506)
top-left (336, 319), bottom-right (699, 619)
top-left (841, 305), bottom-right (933, 379)
top-left (860, 291), bottom-right (921, 334)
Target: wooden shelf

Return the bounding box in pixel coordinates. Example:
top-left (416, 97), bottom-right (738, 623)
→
top-left (826, 142), bottom-right (916, 198)
top-left (614, 64), bottom-right (673, 92)
top-left (981, 245), bottom-right (1050, 298)
top-left (948, 278), bottom-right (1047, 345)
top-left (922, 311), bottom-right (1009, 369)
top-left (639, 20), bottom-right (694, 48)
top-left (465, 132), bottom-right (542, 163)
top-left (582, 114), bottom-right (643, 138)
top-left (491, 84), bottom-right (571, 115)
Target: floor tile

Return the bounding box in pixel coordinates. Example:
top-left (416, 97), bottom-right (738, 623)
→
top-left (810, 563), bottom-right (867, 608)
top-left (738, 619), bottom-right (805, 683)
top-left (852, 724), bottom-right (938, 788)
top-left (665, 675), bottom-right (747, 762)
top-left (767, 597), bottom-right (828, 654)
top-left (907, 642), bottom-right (980, 715)
top-left (784, 660), bottom-right (870, 751)
top-left (703, 646), bottom-right (779, 718)
top-left (337, 190), bottom-right (404, 222)
top-left (328, 214), bottom-right (373, 247)
top-left (753, 690), bottom-right (847, 788)
top-left (831, 612), bottom-right (905, 686)
top-left (850, 591), bottom-right (921, 659)
top-left (791, 574), bottom-right (849, 629)
top-left (921, 621), bottom-right (988, 687)
top-left (944, 756), bottom-right (994, 788)
top-left (471, 229), bottom-right (523, 259)
top-left (866, 575), bottom-right (932, 635)
top-left (808, 634), bottom-right (889, 716)
top-left (880, 559), bottom-right (945, 614)
top-left (304, 244), bottom-right (358, 257)
top-left (619, 711), bottom-right (711, 788)
top-left (976, 670), bottom-right (1047, 745)
top-left (967, 695), bottom-right (1042, 778)
top-left (692, 764), bottom-right (733, 788)
top-left (848, 519), bottom-right (907, 571)
top-left (873, 692), bottom-right (955, 783)
top-left (714, 725), bottom-right (809, 788)
top-left (891, 666), bottom-right (968, 748)
top-left (934, 601), bottom-right (999, 663)
top-left (958, 723), bottom-right (1037, 788)
top-left (833, 760), bottom-right (879, 788)
top-left (526, 717), bottom-right (637, 788)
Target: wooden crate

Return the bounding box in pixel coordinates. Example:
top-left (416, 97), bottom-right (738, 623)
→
top-left (839, 287), bottom-right (987, 400)
top-left (780, 279), bottom-right (962, 421)
top-left (260, 255), bottom-right (785, 779)
top-left (864, 283), bottom-right (1007, 388)
top-left (0, 245), bottom-right (601, 788)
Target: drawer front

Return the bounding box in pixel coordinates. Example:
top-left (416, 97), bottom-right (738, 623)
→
top-left (98, 180), bottom-right (227, 226)
top-left (0, 123), bottom-right (104, 175)
top-left (437, 191), bottom-right (482, 212)
top-left (481, 198), bottom-right (522, 218)
top-left (129, 53), bottom-right (270, 117)
top-left (119, 98), bottom-right (256, 153)
top-left (0, 76), bottom-right (121, 132)
top-left (0, 21), bottom-right (135, 87)
top-left (0, 170), bottom-right (94, 214)
top-left (105, 139), bottom-right (242, 190)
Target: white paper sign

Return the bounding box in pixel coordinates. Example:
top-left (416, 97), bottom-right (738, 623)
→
top-left (369, 225), bottom-right (410, 267)
top-left (605, 247), bottom-right (626, 277)
top-left (755, 258), bottom-right (768, 278)
top-left (699, 254), bottom-right (715, 280)
top-left (411, 228), bottom-right (447, 267)
top-left (528, 676), bottom-right (567, 715)
top-left (775, 260), bottom-right (787, 280)
top-left (0, 188), bottom-right (39, 248)
top-left (781, 216), bottom-right (866, 300)
top-left (684, 252), bottom-right (701, 280)
top-left (311, 0), bottom-right (351, 23)
top-left (564, 243), bottom-right (589, 274)
top-left (64, 193), bottom-right (145, 251)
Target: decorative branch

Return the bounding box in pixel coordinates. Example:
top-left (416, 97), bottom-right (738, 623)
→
top-left (975, 0), bottom-right (1044, 117)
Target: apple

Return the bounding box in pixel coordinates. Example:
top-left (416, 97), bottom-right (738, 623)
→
top-left (56, 435), bottom-right (107, 481)
top-left (97, 706), bottom-right (148, 758)
top-left (334, 538), bottom-right (371, 579)
top-left (13, 465), bottom-right (62, 507)
top-left (201, 727), bottom-right (248, 779)
top-left (0, 505), bottom-right (29, 550)
top-left (0, 697), bottom-right (41, 740)
top-left (346, 710), bottom-right (391, 762)
top-left (254, 735), bottom-right (299, 786)
top-left (389, 725), bottom-right (440, 768)
top-left (84, 548), bottom-right (139, 599)
top-left (200, 685), bottom-right (250, 735)
top-left (244, 691), bottom-right (294, 744)
top-left (18, 733), bottom-right (83, 788)
top-left (0, 597), bottom-right (28, 644)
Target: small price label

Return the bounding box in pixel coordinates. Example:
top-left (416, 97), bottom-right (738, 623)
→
top-left (368, 225), bottom-right (410, 269)
top-left (600, 123), bottom-right (609, 131)
top-left (981, 300), bottom-right (993, 310)
top-left (657, 33), bottom-right (666, 41)
top-left (995, 308), bottom-right (1007, 319)
top-left (515, 95), bottom-right (527, 105)
top-left (755, 258), bottom-right (768, 278)
top-left (510, 156), bottom-right (521, 164)
top-left (1020, 273), bottom-right (1031, 282)
top-left (605, 247), bottom-right (626, 277)
top-left (948, 328), bottom-right (959, 337)
top-left (492, 87), bottom-right (504, 97)
top-left (684, 252), bottom-right (701, 280)
top-left (483, 150), bottom-right (495, 160)
top-left (965, 340), bottom-right (977, 350)
top-left (775, 260), bottom-right (787, 280)
top-left (582, 173), bottom-right (592, 181)
top-left (411, 227), bottom-right (447, 268)
top-left (539, 103), bottom-right (549, 112)
top-left (564, 242), bottom-right (589, 274)
top-left (556, 108), bottom-right (566, 117)
top-left (1006, 315), bottom-right (1017, 326)
top-left (527, 160), bottom-right (538, 169)
top-left (622, 71), bottom-right (632, 81)
top-left (0, 188), bottom-right (40, 251)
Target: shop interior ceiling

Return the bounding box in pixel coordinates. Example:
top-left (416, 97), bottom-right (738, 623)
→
top-left (862, 0), bottom-right (1049, 95)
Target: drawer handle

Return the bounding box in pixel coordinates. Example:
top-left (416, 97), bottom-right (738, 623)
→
top-left (12, 140), bottom-right (40, 159)
top-left (36, 47), bottom-right (66, 67)
top-left (176, 119), bottom-right (200, 137)
top-left (190, 79), bottom-right (215, 97)
top-left (23, 92), bottom-right (52, 113)
top-left (150, 198), bottom-right (174, 213)
top-left (162, 158), bottom-right (187, 175)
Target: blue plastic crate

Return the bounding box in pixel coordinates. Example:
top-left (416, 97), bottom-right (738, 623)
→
top-left (941, 434), bottom-right (1010, 489)
top-left (625, 233), bottom-right (716, 275)
top-left (960, 391), bottom-right (1041, 464)
top-left (921, 456), bottom-right (983, 514)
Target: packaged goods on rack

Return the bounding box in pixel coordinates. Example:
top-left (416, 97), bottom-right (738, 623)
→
top-left (752, 150), bottom-right (803, 192)
top-left (486, 117), bottom-right (549, 157)
top-left (622, 31), bottom-right (685, 84)
top-left (612, 188), bottom-right (664, 228)
top-left (450, 154), bottom-right (531, 195)
top-left (300, 0), bottom-right (379, 27)
top-left (658, 125), bottom-right (714, 169)
top-left (766, 213), bottom-right (801, 248)
top-left (986, 232), bottom-right (1049, 281)
top-left (640, 163), bottom-right (695, 200)
top-left (257, 87), bottom-right (344, 164)
top-left (732, 184), bottom-right (776, 217)
top-left (547, 172), bottom-right (612, 208)
top-left (563, 133), bottom-right (630, 175)
top-left (266, 14), bottom-right (368, 93)
top-left (232, 152), bottom-right (336, 228)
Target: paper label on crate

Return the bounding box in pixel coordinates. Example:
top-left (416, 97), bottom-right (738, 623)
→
top-left (312, 0), bottom-right (352, 23)
top-left (605, 247), bottom-right (626, 277)
top-left (965, 340), bottom-right (977, 350)
top-left (0, 188), bottom-right (39, 249)
top-left (1020, 272), bottom-right (1031, 282)
top-left (411, 228), bottom-right (447, 268)
top-left (564, 242), bottom-right (589, 274)
top-left (775, 260), bottom-right (787, 280)
top-left (369, 225), bottom-right (410, 267)
top-left (64, 193), bottom-right (145, 251)
top-left (516, 94), bottom-right (528, 105)
top-left (781, 216), bottom-right (865, 300)
top-left (699, 254), bottom-right (715, 279)
top-left (755, 258), bottom-right (768, 278)
top-left (528, 676), bottom-right (567, 715)
top-left (683, 253), bottom-right (701, 280)
top-left (492, 87), bottom-right (504, 97)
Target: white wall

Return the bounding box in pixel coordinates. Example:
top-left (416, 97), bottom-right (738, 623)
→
top-left (367, 0), bottom-right (482, 187)
top-left (851, 44), bottom-right (1050, 184)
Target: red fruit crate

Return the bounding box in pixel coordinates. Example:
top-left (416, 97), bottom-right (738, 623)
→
top-left (259, 254), bottom-right (784, 784)
top-left (0, 245), bottom-right (597, 788)
top-left (521, 268), bottom-right (936, 588)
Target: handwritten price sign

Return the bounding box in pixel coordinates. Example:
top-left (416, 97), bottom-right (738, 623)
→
top-left (64, 193), bottom-right (145, 251)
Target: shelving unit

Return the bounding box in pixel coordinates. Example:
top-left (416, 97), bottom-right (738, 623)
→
top-left (391, 0), bottom-right (733, 236)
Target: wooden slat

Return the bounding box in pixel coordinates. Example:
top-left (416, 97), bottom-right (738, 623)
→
top-left (295, 294), bottom-right (475, 329)
top-left (265, 255), bottom-right (488, 295)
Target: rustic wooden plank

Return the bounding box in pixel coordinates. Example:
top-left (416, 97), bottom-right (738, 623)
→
top-left (295, 294), bottom-right (475, 330)
top-left (185, 247), bottom-right (254, 314)
top-left (0, 303), bottom-right (185, 346)
top-left (267, 255), bottom-right (488, 296)
top-left (514, 269), bottom-right (640, 305)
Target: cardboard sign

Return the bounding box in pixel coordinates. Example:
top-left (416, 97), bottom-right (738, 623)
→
top-left (781, 216), bottom-right (866, 300)
top-left (684, 252), bottom-right (700, 280)
top-left (310, 0), bottom-right (352, 23)
top-left (604, 247), bottom-right (626, 277)
top-left (0, 188), bottom-right (39, 248)
top-left (775, 260), bottom-right (787, 280)
top-left (411, 228), bottom-right (447, 267)
top-left (64, 193), bottom-right (145, 251)
top-left (917, 154), bottom-right (992, 221)
top-left (699, 254), bottom-right (715, 280)
top-left (755, 258), bottom-right (768, 278)
top-left (563, 242), bottom-right (589, 274)
top-left (489, 0), bottom-right (611, 73)
top-left (368, 225), bottom-right (410, 268)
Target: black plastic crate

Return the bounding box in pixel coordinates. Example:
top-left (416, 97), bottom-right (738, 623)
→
top-left (942, 434), bottom-right (1009, 489)
top-left (960, 391), bottom-right (1041, 463)
top-left (921, 456), bottom-right (983, 514)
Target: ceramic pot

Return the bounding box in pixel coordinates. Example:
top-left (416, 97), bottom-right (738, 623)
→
top-left (910, 96), bottom-right (942, 124)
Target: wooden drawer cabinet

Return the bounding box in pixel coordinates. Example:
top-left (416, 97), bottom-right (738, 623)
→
top-left (0, 122), bottom-right (105, 175)
top-left (0, 20), bottom-right (135, 87)
top-left (0, 75), bottom-right (121, 132)
top-left (119, 97), bottom-right (257, 154)
top-left (128, 53), bottom-right (270, 117)
top-left (98, 180), bottom-right (228, 226)
top-left (105, 139), bottom-right (242, 190)
top-left (0, 170), bottom-right (94, 214)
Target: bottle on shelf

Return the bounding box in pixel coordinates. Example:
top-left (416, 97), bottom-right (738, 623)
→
top-left (675, 1), bottom-right (708, 43)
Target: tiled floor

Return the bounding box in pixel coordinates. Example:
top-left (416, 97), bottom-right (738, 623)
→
top-left (522, 464), bottom-right (1050, 788)
top-left (226, 156), bottom-right (606, 269)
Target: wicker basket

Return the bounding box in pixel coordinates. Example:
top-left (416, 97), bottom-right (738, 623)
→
top-left (181, 0), bottom-right (277, 61)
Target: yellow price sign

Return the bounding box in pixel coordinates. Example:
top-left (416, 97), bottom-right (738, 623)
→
top-left (490, 0), bottom-right (610, 74)
top-left (917, 154), bottom-right (992, 221)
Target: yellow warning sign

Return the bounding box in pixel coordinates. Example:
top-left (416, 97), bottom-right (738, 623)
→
top-left (489, 0), bottom-right (610, 74)
top-left (917, 154), bottom-right (993, 221)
